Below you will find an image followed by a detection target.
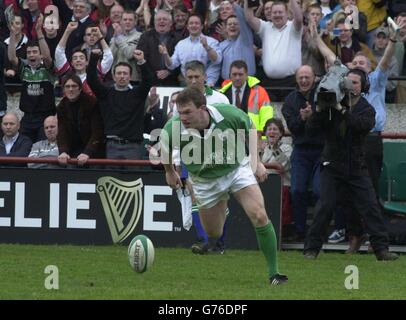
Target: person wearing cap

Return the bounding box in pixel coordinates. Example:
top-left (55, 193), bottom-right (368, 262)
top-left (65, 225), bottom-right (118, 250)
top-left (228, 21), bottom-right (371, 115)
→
top-left (372, 26), bottom-right (399, 103)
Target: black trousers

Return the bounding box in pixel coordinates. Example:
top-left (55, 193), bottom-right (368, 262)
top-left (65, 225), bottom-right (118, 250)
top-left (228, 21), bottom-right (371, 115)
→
top-left (304, 165), bottom-right (389, 253)
top-left (343, 133), bottom-right (383, 236)
top-left (364, 133), bottom-right (383, 196)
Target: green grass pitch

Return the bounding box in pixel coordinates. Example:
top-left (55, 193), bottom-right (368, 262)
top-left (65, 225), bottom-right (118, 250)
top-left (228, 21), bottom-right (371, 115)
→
top-left (0, 244), bottom-right (404, 300)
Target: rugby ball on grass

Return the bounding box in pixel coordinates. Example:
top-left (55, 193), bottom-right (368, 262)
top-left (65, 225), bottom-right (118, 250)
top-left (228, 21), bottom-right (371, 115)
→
top-left (128, 235), bottom-right (155, 273)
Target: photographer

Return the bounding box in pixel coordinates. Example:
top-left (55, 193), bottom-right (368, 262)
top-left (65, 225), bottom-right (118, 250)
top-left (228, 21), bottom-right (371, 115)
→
top-left (303, 68), bottom-right (398, 261)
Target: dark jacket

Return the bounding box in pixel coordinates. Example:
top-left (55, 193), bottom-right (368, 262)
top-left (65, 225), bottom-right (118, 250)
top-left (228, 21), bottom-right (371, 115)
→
top-left (0, 133), bottom-right (32, 167)
top-left (65, 16), bottom-right (95, 61)
top-left (306, 96), bottom-right (375, 176)
top-left (87, 52), bottom-right (154, 142)
top-left (282, 88), bottom-right (324, 147)
top-left (56, 93), bottom-right (105, 158)
top-left (136, 29), bottom-right (181, 86)
top-left (0, 42), bottom-right (6, 113)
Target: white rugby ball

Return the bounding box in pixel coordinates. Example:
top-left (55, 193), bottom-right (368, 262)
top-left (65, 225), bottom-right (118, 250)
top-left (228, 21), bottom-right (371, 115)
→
top-left (128, 235), bottom-right (155, 273)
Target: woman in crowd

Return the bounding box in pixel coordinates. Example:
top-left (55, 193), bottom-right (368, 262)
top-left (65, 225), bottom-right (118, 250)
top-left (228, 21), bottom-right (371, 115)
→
top-left (57, 73), bottom-right (105, 166)
top-left (261, 118), bottom-right (293, 230)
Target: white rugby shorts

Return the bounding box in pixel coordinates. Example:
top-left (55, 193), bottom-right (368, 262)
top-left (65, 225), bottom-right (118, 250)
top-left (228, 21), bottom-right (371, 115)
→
top-left (189, 160), bottom-right (258, 209)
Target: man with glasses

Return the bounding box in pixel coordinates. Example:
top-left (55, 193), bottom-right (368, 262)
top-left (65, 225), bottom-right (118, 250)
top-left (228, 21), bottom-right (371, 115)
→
top-left (137, 10), bottom-right (181, 86)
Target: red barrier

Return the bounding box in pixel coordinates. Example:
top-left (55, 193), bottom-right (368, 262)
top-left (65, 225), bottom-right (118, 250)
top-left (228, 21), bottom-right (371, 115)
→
top-left (2, 130), bottom-right (405, 170)
top-left (0, 156), bottom-right (284, 172)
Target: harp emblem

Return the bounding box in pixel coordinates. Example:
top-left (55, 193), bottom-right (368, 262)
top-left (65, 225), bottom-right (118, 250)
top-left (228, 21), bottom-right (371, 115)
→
top-left (97, 176), bottom-right (143, 243)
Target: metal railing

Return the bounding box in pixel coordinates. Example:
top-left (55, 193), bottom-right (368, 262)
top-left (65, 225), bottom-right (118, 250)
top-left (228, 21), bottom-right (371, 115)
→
top-left (0, 157), bottom-right (285, 172)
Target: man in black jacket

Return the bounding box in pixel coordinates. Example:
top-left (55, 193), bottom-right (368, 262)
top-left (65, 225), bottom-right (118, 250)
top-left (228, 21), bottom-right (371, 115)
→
top-left (0, 112), bottom-right (32, 167)
top-left (87, 48), bottom-right (154, 161)
top-left (136, 9), bottom-right (181, 86)
top-left (282, 65), bottom-right (324, 241)
top-left (303, 68), bottom-right (398, 261)
top-left (0, 43), bottom-right (6, 119)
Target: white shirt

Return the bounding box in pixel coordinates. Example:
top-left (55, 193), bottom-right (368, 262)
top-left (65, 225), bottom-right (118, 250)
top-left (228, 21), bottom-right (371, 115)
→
top-left (207, 89), bottom-right (230, 105)
top-left (172, 88), bottom-right (230, 117)
top-left (3, 133), bottom-right (19, 155)
top-left (321, 6), bottom-right (332, 17)
top-left (258, 20), bottom-right (302, 79)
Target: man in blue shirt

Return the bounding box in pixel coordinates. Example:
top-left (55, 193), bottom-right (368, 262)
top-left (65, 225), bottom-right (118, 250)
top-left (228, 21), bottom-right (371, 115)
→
top-left (159, 14), bottom-right (222, 87)
top-left (219, 2), bottom-right (256, 82)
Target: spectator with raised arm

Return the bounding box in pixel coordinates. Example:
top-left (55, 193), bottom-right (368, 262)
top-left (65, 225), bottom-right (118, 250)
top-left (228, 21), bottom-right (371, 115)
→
top-left (87, 49), bottom-right (154, 161)
top-left (219, 2), bottom-right (256, 81)
top-left (372, 26), bottom-right (399, 103)
top-left (207, 0), bottom-right (235, 42)
top-left (302, 3), bottom-right (326, 78)
top-left (137, 10), bottom-right (181, 86)
top-left (99, 2), bottom-right (124, 44)
top-left (110, 10), bottom-right (142, 83)
top-left (55, 22), bottom-right (113, 96)
top-left (65, 0), bottom-right (95, 60)
top-left (0, 43), bottom-right (7, 119)
top-left (7, 14), bottom-right (56, 143)
top-left (159, 14), bottom-right (222, 87)
top-left (322, 18), bottom-right (377, 69)
top-left (3, 14), bottom-right (28, 94)
top-left (244, 0), bottom-right (303, 101)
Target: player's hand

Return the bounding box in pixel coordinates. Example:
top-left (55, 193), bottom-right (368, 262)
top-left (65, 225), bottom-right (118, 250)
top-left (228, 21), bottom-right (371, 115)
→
top-left (58, 152), bottom-right (70, 166)
top-left (77, 153), bottom-right (90, 166)
top-left (255, 162), bottom-right (268, 183)
top-left (166, 170), bottom-right (182, 189)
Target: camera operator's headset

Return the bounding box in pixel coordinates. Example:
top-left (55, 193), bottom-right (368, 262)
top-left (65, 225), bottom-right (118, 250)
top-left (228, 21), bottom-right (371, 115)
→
top-left (346, 68), bottom-right (370, 95)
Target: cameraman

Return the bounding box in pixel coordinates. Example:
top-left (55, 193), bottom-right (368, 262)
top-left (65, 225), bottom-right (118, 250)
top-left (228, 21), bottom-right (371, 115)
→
top-left (311, 19), bottom-right (398, 252)
top-left (303, 68), bottom-right (398, 261)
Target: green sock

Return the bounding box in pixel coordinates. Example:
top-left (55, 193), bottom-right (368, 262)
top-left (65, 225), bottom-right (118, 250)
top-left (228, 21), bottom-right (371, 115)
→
top-left (255, 222), bottom-right (279, 278)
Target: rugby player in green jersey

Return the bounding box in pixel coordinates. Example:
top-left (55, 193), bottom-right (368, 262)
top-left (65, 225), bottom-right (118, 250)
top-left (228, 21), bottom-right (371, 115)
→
top-left (161, 87), bottom-right (288, 285)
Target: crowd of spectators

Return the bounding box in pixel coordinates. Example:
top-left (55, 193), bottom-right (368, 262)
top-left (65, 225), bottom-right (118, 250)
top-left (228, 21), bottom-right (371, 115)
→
top-left (0, 0), bottom-right (405, 244)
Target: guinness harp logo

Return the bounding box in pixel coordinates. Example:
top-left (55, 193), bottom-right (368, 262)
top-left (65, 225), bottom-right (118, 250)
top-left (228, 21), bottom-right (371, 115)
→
top-left (97, 177), bottom-right (143, 243)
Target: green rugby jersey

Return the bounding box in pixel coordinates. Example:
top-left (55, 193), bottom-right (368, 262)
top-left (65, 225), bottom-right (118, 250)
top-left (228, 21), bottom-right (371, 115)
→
top-left (161, 104), bottom-right (254, 178)
top-left (18, 58), bottom-right (55, 114)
